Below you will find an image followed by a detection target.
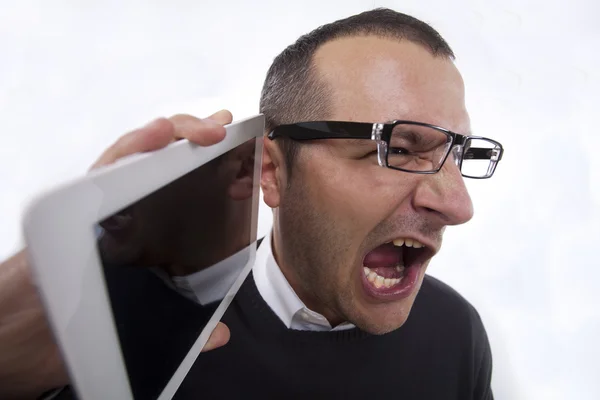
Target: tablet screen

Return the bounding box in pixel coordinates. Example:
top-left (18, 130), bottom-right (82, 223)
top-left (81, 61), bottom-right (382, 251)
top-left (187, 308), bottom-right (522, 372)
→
top-left (95, 137), bottom-right (260, 399)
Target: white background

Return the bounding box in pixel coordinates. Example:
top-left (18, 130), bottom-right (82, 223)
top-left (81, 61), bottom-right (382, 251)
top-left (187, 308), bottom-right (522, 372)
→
top-left (1, 1), bottom-right (598, 398)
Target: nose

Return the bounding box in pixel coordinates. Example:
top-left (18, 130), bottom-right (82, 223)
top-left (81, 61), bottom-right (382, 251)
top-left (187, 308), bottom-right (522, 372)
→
top-left (411, 157), bottom-right (474, 227)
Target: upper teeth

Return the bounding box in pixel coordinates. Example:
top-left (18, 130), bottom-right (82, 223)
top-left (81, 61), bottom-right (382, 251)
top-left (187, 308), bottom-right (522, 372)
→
top-left (393, 238), bottom-right (424, 248)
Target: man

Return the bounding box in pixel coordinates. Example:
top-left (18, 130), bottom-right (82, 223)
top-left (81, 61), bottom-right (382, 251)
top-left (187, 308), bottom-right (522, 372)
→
top-left (0, 8), bottom-right (502, 399)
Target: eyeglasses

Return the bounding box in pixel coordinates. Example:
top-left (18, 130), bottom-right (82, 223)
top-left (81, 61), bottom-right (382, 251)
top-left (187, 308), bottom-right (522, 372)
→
top-left (268, 120), bottom-right (504, 179)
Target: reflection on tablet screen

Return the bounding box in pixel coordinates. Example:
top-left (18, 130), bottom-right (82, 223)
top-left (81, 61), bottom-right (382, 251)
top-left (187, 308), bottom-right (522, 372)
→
top-left (95, 137), bottom-right (259, 399)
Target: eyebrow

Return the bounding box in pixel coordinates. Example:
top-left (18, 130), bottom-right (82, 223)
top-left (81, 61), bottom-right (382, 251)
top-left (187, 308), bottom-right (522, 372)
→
top-left (384, 118), bottom-right (473, 136)
top-left (399, 130), bottom-right (421, 145)
top-left (340, 138), bottom-right (373, 148)
top-left (391, 127), bottom-right (451, 150)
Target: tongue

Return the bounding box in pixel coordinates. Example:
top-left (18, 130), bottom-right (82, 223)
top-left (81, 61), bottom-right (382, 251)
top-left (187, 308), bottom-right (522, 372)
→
top-left (363, 242), bottom-right (403, 267)
top-left (363, 243), bottom-right (405, 279)
top-left (363, 243), bottom-right (404, 278)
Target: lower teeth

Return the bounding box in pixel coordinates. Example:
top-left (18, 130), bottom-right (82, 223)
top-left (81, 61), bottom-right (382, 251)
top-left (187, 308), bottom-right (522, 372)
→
top-left (363, 266), bottom-right (405, 289)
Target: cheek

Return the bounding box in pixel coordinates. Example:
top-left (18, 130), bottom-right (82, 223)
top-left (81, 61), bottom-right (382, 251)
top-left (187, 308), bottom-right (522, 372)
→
top-left (305, 153), bottom-right (411, 235)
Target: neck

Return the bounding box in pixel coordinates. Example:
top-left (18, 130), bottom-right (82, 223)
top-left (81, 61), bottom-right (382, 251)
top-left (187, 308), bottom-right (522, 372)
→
top-left (271, 224), bottom-right (346, 328)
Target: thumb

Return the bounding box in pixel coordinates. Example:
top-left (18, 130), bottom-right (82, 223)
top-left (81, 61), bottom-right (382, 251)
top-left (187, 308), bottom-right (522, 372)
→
top-left (202, 322), bottom-right (230, 352)
top-left (206, 109), bottom-right (233, 126)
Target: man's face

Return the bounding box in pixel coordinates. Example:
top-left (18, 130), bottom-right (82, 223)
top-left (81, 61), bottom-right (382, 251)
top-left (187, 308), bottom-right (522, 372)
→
top-left (264, 36), bottom-right (474, 334)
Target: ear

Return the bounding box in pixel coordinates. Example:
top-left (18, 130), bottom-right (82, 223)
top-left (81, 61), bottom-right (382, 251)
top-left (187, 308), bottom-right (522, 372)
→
top-left (261, 139), bottom-right (286, 208)
top-left (98, 206), bottom-right (143, 265)
top-left (227, 142), bottom-right (256, 201)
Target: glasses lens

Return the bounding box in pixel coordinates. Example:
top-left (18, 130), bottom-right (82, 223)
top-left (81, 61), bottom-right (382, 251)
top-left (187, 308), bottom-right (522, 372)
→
top-left (461, 138), bottom-right (501, 178)
top-left (387, 124), bottom-right (452, 171)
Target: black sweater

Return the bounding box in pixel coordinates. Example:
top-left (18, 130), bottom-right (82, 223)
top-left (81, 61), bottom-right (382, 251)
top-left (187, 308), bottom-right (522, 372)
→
top-left (174, 272), bottom-right (494, 399)
top-left (55, 267), bottom-right (493, 399)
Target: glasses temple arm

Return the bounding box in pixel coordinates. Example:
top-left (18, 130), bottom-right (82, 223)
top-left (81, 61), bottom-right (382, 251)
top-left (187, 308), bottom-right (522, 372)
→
top-left (463, 147), bottom-right (501, 160)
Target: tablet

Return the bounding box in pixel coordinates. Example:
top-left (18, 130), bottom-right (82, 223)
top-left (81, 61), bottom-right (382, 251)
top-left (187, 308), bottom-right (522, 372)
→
top-left (22, 114), bottom-right (265, 399)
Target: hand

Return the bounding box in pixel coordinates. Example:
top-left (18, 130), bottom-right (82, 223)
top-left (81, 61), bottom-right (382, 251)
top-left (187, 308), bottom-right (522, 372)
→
top-left (0, 110), bottom-right (234, 399)
top-left (91, 109), bottom-right (235, 353)
top-left (90, 110), bottom-right (232, 170)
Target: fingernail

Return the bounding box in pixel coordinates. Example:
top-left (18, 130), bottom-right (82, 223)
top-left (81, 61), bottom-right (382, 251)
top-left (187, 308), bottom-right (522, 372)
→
top-left (206, 109), bottom-right (232, 124)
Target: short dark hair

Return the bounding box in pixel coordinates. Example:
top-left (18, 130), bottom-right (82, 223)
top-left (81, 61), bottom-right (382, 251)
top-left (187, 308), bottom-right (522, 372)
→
top-left (259, 7), bottom-right (455, 170)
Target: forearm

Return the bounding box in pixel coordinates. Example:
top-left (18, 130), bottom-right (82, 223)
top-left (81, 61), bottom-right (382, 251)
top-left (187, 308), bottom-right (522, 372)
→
top-left (0, 250), bottom-right (67, 399)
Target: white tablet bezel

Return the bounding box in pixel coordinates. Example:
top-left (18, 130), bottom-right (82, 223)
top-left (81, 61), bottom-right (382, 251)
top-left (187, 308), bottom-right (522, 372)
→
top-left (22, 114), bottom-right (265, 400)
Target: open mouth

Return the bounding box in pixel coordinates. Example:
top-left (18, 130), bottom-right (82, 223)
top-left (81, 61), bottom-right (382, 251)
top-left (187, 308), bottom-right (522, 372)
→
top-left (360, 237), bottom-right (435, 299)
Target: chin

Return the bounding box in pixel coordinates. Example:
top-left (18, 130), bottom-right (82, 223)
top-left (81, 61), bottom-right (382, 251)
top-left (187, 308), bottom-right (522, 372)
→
top-left (347, 264), bottom-right (427, 335)
top-left (352, 301), bottom-right (416, 335)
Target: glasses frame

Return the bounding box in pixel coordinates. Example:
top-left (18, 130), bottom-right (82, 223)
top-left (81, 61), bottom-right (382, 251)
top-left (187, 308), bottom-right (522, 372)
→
top-left (268, 120), bottom-right (504, 179)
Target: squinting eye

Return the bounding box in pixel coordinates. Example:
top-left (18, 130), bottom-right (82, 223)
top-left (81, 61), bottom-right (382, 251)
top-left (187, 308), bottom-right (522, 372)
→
top-left (389, 147), bottom-right (410, 155)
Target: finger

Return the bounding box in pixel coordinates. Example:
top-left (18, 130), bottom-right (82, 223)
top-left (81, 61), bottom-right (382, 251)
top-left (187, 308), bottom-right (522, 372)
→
top-left (90, 109), bottom-right (234, 170)
top-left (169, 109), bottom-right (232, 146)
top-left (90, 118), bottom-right (174, 169)
top-left (206, 109), bottom-right (233, 126)
top-left (201, 322), bottom-right (230, 352)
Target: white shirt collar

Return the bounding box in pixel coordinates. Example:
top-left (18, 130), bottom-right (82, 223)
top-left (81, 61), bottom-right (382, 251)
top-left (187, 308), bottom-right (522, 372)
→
top-left (166, 245), bottom-right (252, 305)
top-left (253, 232), bottom-right (355, 332)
